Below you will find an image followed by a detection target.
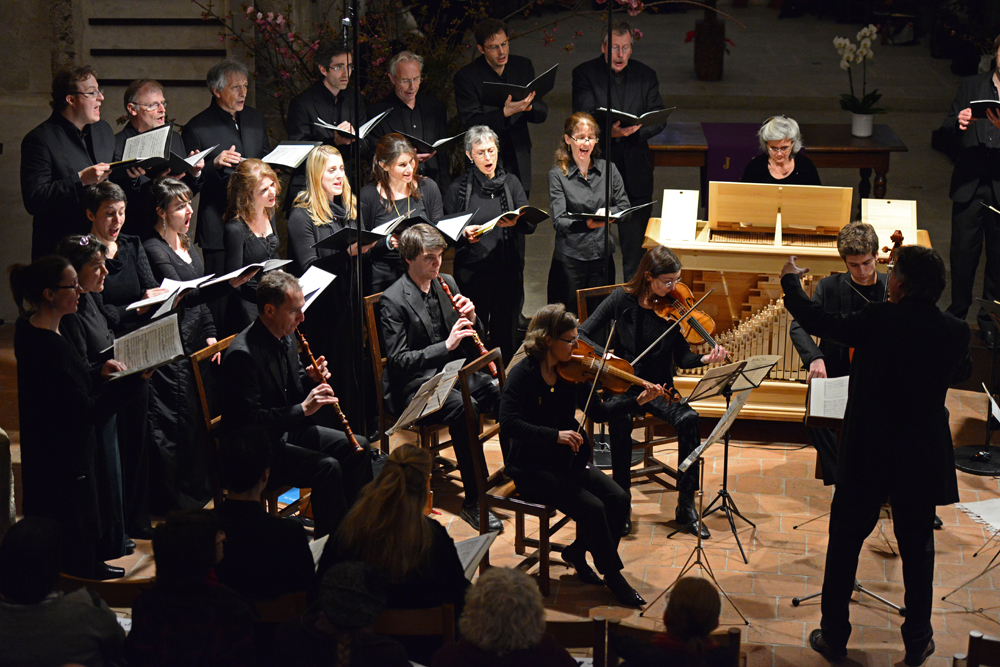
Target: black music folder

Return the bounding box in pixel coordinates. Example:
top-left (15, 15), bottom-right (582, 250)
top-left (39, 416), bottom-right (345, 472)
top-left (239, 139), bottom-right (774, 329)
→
top-left (481, 64), bottom-right (559, 107)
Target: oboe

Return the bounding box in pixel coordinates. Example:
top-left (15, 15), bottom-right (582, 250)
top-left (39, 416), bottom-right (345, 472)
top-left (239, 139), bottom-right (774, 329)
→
top-left (436, 276), bottom-right (498, 377)
top-left (295, 328), bottom-right (365, 455)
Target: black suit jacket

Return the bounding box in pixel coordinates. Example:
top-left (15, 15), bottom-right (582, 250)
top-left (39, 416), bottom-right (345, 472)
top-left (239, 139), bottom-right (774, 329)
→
top-left (782, 274), bottom-right (971, 505)
top-left (20, 112), bottom-right (116, 259)
top-left (788, 271), bottom-right (888, 379)
top-left (453, 55), bottom-right (548, 191)
top-left (379, 273), bottom-right (486, 415)
top-left (181, 101), bottom-right (270, 250)
top-left (369, 91), bottom-right (452, 191)
top-left (942, 71), bottom-right (1000, 204)
top-left (571, 56), bottom-right (664, 200)
top-left (286, 80), bottom-right (368, 189)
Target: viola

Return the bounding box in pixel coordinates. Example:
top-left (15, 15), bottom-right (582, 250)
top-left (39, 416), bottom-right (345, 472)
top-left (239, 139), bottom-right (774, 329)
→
top-left (651, 282), bottom-right (733, 363)
top-left (557, 339), bottom-right (678, 401)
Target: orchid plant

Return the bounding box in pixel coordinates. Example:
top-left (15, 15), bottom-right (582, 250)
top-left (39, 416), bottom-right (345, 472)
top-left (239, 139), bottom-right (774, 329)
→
top-left (833, 24), bottom-right (885, 115)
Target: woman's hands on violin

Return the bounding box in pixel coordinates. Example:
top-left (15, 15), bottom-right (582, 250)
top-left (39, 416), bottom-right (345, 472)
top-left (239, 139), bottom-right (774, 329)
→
top-left (636, 381), bottom-right (666, 406)
top-left (557, 430), bottom-right (584, 452)
top-left (701, 344), bottom-right (728, 365)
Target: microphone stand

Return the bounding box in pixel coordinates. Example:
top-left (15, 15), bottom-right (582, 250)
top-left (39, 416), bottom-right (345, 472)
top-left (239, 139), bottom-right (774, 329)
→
top-left (602, 2), bottom-right (613, 286)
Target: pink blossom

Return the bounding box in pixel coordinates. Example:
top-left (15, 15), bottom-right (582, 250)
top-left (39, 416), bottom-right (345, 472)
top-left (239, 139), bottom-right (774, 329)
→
top-left (633, 28), bottom-right (643, 40)
top-left (245, 6), bottom-right (254, 13)
top-left (288, 33), bottom-right (294, 40)
top-left (256, 12), bottom-right (262, 19)
top-left (276, 14), bottom-right (285, 26)
top-left (267, 11), bottom-right (274, 21)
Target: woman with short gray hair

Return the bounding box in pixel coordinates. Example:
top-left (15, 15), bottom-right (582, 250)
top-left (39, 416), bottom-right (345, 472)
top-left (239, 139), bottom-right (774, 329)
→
top-left (741, 115), bottom-right (821, 185)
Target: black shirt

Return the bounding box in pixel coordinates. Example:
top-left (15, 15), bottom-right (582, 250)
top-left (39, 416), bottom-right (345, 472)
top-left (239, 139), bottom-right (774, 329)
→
top-left (741, 153), bottom-right (822, 186)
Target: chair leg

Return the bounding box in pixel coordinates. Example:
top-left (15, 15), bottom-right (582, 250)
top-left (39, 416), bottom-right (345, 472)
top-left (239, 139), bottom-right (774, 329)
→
top-left (515, 511), bottom-right (526, 555)
top-left (538, 516), bottom-right (550, 597)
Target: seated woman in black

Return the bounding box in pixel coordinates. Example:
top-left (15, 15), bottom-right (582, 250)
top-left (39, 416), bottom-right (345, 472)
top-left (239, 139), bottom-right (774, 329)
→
top-left (498, 303), bottom-right (663, 608)
top-left (740, 115), bottom-right (821, 186)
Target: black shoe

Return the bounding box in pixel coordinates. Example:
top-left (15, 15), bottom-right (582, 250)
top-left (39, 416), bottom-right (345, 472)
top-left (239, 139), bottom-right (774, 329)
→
top-left (129, 525), bottom-right (155, 541)
top-left (809, 629), bottom-right (846, 661)
top-left (94, 563), bottom-right (126, 581)
top-left (933, 514), bottom-right (943, 530)
top-left (124, 539), bottom-right (136, 555)
top-left (461, 502), bottom-right (504, 533)
top-left (562, 543), bottom-right (604, 586)
top-left (904, 639), bottom-right (935, 666)
top-left (981, 330), bottom-right (996, 349)
top-left (604, 571), bottom-right (645, 608)
top-left (676, 505), bottom-right (711, 539)
top-left (621, 517), bottom-right (633, 537)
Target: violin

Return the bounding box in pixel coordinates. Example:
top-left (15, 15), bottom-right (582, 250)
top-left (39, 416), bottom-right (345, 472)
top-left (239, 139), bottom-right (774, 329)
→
top-left (557, 339), bottom-right (681, 402)
top-left (878, 229), bottom-right (903, 303)
top-left (651, 282), bottom-right (733, 363)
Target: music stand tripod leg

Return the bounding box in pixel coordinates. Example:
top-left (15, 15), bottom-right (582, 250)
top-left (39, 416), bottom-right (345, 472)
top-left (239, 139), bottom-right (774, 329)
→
top-left (941, 547), bottom-right (1000, 605)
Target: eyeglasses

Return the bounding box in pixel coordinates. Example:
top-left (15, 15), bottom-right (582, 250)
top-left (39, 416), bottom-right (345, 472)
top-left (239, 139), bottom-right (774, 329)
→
top-left (558, 335), bottom-right (579, 345)
top-left (397, 76), bottom-right (421, 87)
top-left (609, 45), bottom-right (632, 55)
top-left (328, 63), bottom-right (354, 73)
top-left (71, 89), bottom-right (104, 99)
top-left (569, 136), bottom-right (596, 144)
top-left (656, 276), bottom-right (678, 288)
top-left (132, 100), bottom-right (167, 111)
top-left (472, 147), bottom-right (498, 159)
top-left (766, 145), bottom-right (793, 154)
top-left (483, 40), bottom-right (509, 53)
top-left (54, 282), bottom-right (80, 291)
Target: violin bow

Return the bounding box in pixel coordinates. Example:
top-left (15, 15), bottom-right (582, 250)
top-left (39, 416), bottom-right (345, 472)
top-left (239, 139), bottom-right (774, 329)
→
top-left (577, 319), bottom-right (617, 435)
top-left (632, 289), bottom-right (714, 367)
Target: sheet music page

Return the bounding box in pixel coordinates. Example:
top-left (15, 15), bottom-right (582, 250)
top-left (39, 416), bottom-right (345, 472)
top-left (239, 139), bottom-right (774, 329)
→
top-left (425, 359), bottom-right (465, 413)
top-left (184, 144), bottom-right (217, 166)
top-left (436, 211), bottom-right (475, 241)
top-left (372, 214), bottom-right (408, 236)
top-left (309, 534), bottom-right (329, 571)
top-left (861, 199), bottom-right (917, 250)
top-left (660, 189), bottom-right (699, 242)
top-left (732, 354), bottom-right (783, 391)
top-left (455, 532), bottom-right (499, 580)
top-left (112, 314), bottom-right (184, 375)
top-left (299, 266), bottom-right (336, 312)
top-left (358, 109), bottom-right (391, 138)
top-left (313, 116), bottom-right (338, 129)
top-left (261, 143), bottom-right (317, 168)
top-left (809, 376), bottom-right (849, 419)
top-left (982, 383), bottom-right (1000, 423)
top-left (122, 125), bottom-right (171, 160)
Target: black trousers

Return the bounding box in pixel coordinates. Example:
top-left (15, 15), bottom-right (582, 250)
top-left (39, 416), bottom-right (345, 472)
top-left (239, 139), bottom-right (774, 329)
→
top-left (606, 394), bottom-right (702, 502)
top-left (454, 264), bottom-right (520, 367)
top-left (805, 420), bottom-right (839, 486)
top-left (201, 248), bottom-right (227, 328)
top-left (820, 486), bottom-right (936, 653)
top-left (948, 178), bottom-right (1000, 334)
top-left (289, 423), bottom-right (373, 506)
top-left (548, 254), bottom-right (616, 316)
top-left (618, 197), bottom-right (653, 282)
top-left (510, 464), bottom-right (629, 575)
top-left (118, 380), bottom-right (151, 536)
top-left (267, 441), bottom-right (345, 539)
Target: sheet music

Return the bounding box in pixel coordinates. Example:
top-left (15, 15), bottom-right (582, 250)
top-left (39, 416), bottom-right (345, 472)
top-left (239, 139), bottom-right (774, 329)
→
top-left (679, 389), bottom-right (752, 472)
top-left (122, 125), bottom-right (172, 160)
top-left (111, 314), bottom-right (184, 377)
top-left (436, 211), bottom-right (476, 241)
top-left (809, 376), bottom-right (849, 420)
top-left (659, 189), bottom-right (699, 242)
top-left (427, 359), bottom-right (465, 412)
top-left (387, 359), bottom-right (465, 435)
top-left (261, 143), bottom-right (317, 168)
top-left (732, 354), bottom-right (783, 391)
top-left (371, 213), bottom-right (409, 236)
top-left (185, 144), bottom-right (217, 166)
top-left (455, 532), bottom-right (499, 580)
top-left (309, 534), bottom-right (329, 571)
top-left (982, 383), bottom-right (1000, 424)
top-left (299, 266), bottom-right (336, 312)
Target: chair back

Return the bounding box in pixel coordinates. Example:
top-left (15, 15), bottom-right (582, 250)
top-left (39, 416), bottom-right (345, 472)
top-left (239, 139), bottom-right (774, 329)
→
top-left (190, 335), bottom-right (236, 507)
top-left (373, 604), bottom-right (456, 644)
top-left (58, 572), bottom-right (155, 609)
top-left (363, 292), bottom-right (392, 452)
top-left (966, 630), bottom-right (1000, 667)
top-left (608, 620), bottom-right (742, 667)
top-left (547, 616), bottom-right (608, 667)
top-left (576, 283), bottom-right (626, 324)
top-left (457, 349), bottom-right (506, 517)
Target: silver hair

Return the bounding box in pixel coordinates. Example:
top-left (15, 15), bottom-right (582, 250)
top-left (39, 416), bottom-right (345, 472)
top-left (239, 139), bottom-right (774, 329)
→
top-left (464, 125), bottom-right (500, 155)
top-left (207, 59), bottom-right (249, 93)
top-left (758, 115), bottom-right (803, 155)
top-left (388, 51), bottom-right (424, 79)
top-left (602, 20), bottom-right (635, 46)
top-left (458, 568), bottom-right (545, 656)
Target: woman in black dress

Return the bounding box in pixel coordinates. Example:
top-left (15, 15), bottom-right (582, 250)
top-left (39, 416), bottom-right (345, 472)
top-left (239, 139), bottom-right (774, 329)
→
top-left (740, 115), bottom-right (821, 185)
top-left (445, 125), bottom-right (535, 365)
top-left (359, 134), bottom-right (443, 293)
top-left (222, 158), bottom-right (280, 335)
top-left (499, 303), bottom-right (661, 607)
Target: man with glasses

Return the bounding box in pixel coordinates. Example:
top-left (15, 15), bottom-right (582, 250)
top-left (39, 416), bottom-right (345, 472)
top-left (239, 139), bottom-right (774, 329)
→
top-left (370, 51), bottom-right (452, 191)
top-left (572, 21), bottom-right (666, 280)
top-left (21, 65), bottom-right (116, 259)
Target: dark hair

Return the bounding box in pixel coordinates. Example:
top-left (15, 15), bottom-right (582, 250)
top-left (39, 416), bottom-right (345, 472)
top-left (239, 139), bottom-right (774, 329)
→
top-left (150, 178), bottom-right (194, 249)
top-left (218, 427), bottom-right (273, 494)
top-left (892, 245), bottom-right (946, 303)
top-left (152, 510), bottom-right (220, 584)
top-left (123, 78), bottom-right (163, 111)
top-left (664, 576), bottom-right (721, 667)
top-left (56, 234), bottom-right (108, 273)
top-left (0, 517), bottom-right (62, 604)
top-left (474, 18), bottom-right (508, 46)
top-left (836, 221), bottom-right (879, 259)
top-left (623, 246), bottom-right (682, 301)
top-left (256, 270), bottom-right (301, 310)
top-left (554, 112), bottom-right (601, 175)
top-left (523, 303), bottom-right (579, 360)
top-left (372, 134), bottom-right (421, 209)
top-left (83, 181), bottom-right (127, 214)
top-left (316, 42), bottom-right (351, 72)
top-left (8, 255), bottom-right (72, 315)
top-left (399, 223), bottom-right (447, 262)
top-left (51, 65), bottom-right (98, 111)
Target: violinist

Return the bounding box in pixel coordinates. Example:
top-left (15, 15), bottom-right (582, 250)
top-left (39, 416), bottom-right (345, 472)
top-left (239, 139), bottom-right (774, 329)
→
top-left (499, 303), bottom-right (661, 607)
top-left (578, 246), bottom-right (728, 539)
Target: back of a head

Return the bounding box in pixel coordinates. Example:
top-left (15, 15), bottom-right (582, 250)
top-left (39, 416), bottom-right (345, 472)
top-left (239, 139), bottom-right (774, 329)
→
top-left (152, 510), bottom-right (220, 585)
top-left (665, 577), bottom-right (721, 642)
top-left (0, 517), bottom-right (62, 605)
top-left (893, 245), bottom-right (946, 304)
top-left (217, 427), bottom-right (272, 494)
top-left (459, 567), bottom-right (545, 656)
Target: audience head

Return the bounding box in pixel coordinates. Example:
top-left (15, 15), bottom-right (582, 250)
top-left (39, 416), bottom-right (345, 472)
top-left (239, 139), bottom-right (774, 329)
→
top-left (123, 79), bottom-right (167, 131)
top-left (218, 427), bottom-right (273, 495)
top-left (207, 59), bottom-right (249, 115)
top-left (225, 158), bottom-right (280, 224)
top-left (388, 51), bottom-right (423, 106)
top-left (83, 181), bottom-right (128, 246)
top-left (152, 510), bottom-right (223, 585)
top-left (400, 223), bottom-right (447, 283)
top-left (555, 112), bottom-right (600, 175)
top-left (602, 20), bottom-right (636, 73)
top-left (315, 42), bottom-right (353, 94)
top-left (836, 221), bottom-right (879, 286)
top-left (890, 245), bottom-right (946, 304)
top-left (151, 178), bottom-right (195, 249)
top-left (319, 561), bottom-right (388, 629)
top-left (474, 19), bottom-right (510, 71)
top-left (464, 125), bottom-right (501, 179)
top-left (335, 444), bottom-right (433, 582)
top-left (256, 270), bottom-right (305, 337)
top-left (295, 145), bottom-right (356, 223)
top-left (56, 235), bottom-right (109, 295)
top-left (758, 115), bottom-right (803, 158)
top-left (51, 65), bottom-right (103, 124)
top-left (625, 245), bottom-right (683, 302)
top-left (459, 567), bottom-right (546, 656)
top-left (373, 133), bottom-right (420, 203)
top-left (664, 577), bottom-right (721, 660)
top-left (0, 517), bottom-right (62, 604)
top-left (8, 255), bottom-right (76, 316)
top-left (523, 303), bottom-right (579, 361)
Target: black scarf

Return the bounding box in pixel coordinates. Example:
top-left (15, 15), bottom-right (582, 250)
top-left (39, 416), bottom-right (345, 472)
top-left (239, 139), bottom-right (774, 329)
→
top-left (457, 164), bottom-right (511, 213)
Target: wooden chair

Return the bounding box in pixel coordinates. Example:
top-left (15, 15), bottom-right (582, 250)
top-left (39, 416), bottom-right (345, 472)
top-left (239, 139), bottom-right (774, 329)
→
top-left (576, 284), bottom-right (681, 491)
top-left (607, 620), bottom-right (743, 667)
top-left (190, 336), bottom-right (304, 517)
top-left (58, 572), bottom-right (155, 609)
top-left (954, 630), bottom-right (1000, 667)
top-left (362, 292), bottom-right (453, 463)
top-left (373, 604), bottom-right (456, 644)
top-left (546, 616), bottom-right (608, 667)
top-left (458, 349), bottom-right (571, 597)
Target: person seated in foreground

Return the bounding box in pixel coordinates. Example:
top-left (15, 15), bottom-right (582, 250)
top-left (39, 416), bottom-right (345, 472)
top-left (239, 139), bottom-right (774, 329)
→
top-left (432, 567), bottom-right (577, 667)
top-left (0, 517), bottom-right (125, 667)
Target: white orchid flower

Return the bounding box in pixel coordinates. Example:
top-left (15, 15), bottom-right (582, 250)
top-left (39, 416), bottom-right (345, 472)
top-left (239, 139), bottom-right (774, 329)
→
top-left (840, 58), bottom-right (851, 70)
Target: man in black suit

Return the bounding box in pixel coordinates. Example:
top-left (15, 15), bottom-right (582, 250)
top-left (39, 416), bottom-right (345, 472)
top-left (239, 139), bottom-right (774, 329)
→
top-left (572, 21), bottom-right (666, 280)
top-left (782, 248), bottom-right (971, 667)
top-left (182, 59), bottom-right (270, 280)
top-left (369, 50), bottom-right (452, 192)
top-left (21, 65), bottom-right (116, 259)
top-left (379, 224), bottom-right (502, 532)
top-left (286, 42), bottom-right (367, 206)
top-left (453, 18), bottom-right (548, 197)
top-left (941, 34), bottom-right (1000, 347)
top-left (221, 270), bottom-right (372, 538)
top-left (113, 79), bottom-right (205, 240)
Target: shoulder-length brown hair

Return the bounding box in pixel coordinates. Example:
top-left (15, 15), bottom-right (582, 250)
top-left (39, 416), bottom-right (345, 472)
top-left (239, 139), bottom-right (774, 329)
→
top-left (372, 133), bottom-right (421, 212)
top-left (553, 112), bottom-right (601, 176)
top-left (224, 158), bottom-right (280, 224)
top-left (334, 444), bottom-right (434, 582)
top-left (293, 145), bottom-right (357, 224)
top-left (623, 245), bottom-right (682, 301)
top-left (522, 303), bottom-right (579, 360)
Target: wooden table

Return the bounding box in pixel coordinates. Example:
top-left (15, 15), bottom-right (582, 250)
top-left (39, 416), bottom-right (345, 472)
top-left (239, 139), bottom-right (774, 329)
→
top-left (648, 122), bottom-right (908, 200)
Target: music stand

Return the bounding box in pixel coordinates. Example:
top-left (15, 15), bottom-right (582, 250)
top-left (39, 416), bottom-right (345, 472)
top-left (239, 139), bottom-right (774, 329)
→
top-left (954, 298), bottom-right (1000, 475)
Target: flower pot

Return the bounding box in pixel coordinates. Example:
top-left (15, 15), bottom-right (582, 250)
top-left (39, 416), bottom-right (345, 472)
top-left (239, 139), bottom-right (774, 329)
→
top-left (851, 113), bottom-right (873, 138)
top-left (693, 17), bottom-right (726, 81)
